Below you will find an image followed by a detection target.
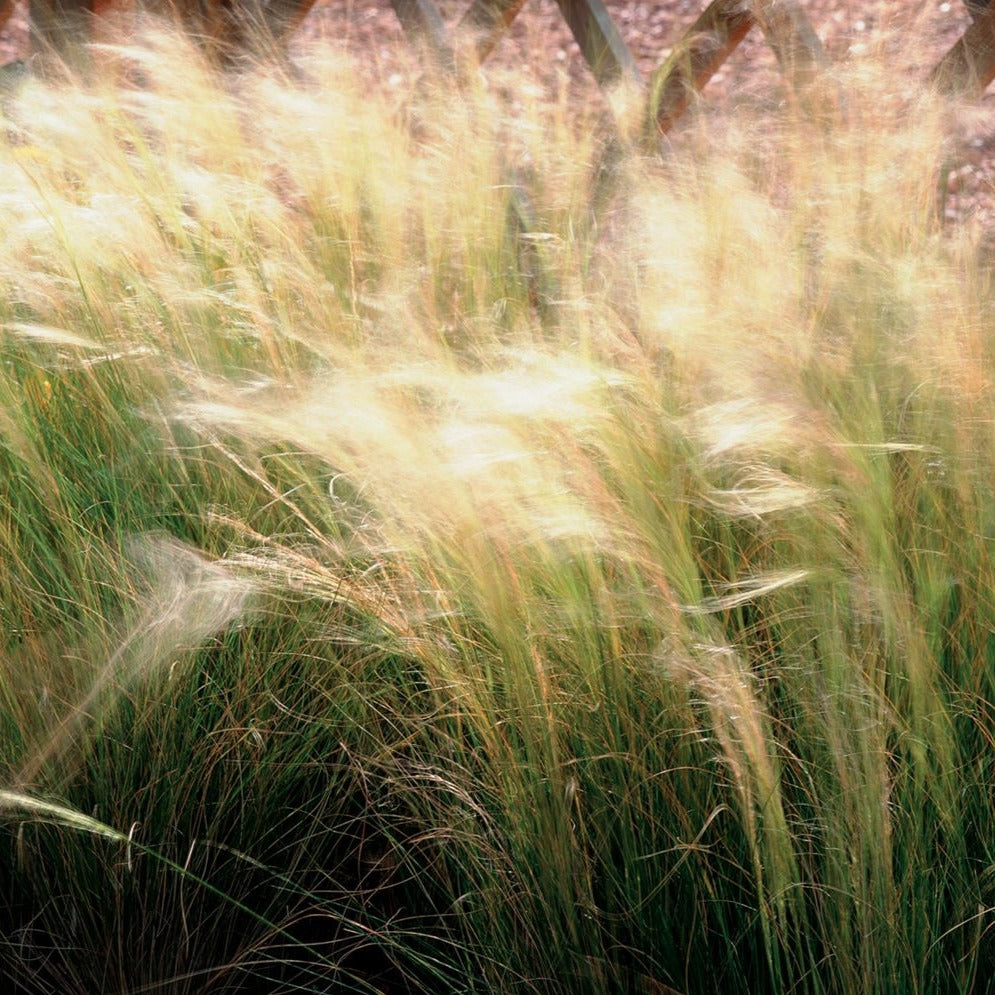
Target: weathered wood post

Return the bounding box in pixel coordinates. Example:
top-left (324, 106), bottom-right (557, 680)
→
top-left (20, 0), bottom-right (316, 65)
top-left (30, 0), bottom-right (102, 56)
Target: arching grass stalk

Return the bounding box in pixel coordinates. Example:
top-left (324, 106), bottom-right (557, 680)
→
top-left (0, 789), bottom-right (463, 993)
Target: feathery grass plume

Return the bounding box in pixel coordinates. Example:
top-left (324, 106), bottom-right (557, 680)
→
top-left (0, 788), bottom-right (127, 839)
top-left (15, 533), bottom-right (253, 787)
top-left (666, 639), bottom-right (800, 946)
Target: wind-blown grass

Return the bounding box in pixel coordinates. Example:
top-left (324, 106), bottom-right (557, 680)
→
top-left (0, 19), bottom-right (994, 994)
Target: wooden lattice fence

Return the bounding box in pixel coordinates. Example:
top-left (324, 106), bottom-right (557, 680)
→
top-left (385, 1), bottom-right (995, 137)
top-left (3, 1), bottom-right (995, 134)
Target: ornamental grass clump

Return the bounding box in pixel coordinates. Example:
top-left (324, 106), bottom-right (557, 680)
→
top-left (0, 16), bottom-right (993, 994)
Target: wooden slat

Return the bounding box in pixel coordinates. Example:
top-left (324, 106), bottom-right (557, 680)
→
top-left (457, 0), bottom-right (529, 63)
top-left (751, 0), bottom-right (829, 93)
top-left (0, 0), bottom-right (15, 32)
top-left (27, 1), bottom-right (318, 59)
top-left (930, 4), bottom-right (995, 97)
top-left (646, 0), bottom-right (754, 136)
top-left (262, 0), bottom-right (321, 41)
top-left (89, 0), bottom-right (135, 50)
top-left (646, 0), bottom-right (828, 139)
top-left (29, 0), bottom-right (93, 54)
top-left (390, 0), bottom-right (454, 66)
top-left (554, 0), bottom-right (641, 86)
top-left (213, 1), bottom-right (322, 58)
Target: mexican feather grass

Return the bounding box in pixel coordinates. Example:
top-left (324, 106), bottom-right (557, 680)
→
top-left (0, 15), bottom-right (993, 994)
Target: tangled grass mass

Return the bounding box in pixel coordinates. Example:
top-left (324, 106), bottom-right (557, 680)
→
top-left (1, 18), bottom-right (995, 994)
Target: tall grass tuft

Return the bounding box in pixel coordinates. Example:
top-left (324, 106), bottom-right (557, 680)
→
top-left (0, 14), bottom-right (994, 994)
